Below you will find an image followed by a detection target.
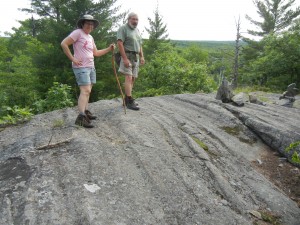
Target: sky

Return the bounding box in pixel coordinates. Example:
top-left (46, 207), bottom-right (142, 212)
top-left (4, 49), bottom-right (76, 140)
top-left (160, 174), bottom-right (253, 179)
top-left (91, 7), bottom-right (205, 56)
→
top-left (0, 0), bottom-right (260, 41)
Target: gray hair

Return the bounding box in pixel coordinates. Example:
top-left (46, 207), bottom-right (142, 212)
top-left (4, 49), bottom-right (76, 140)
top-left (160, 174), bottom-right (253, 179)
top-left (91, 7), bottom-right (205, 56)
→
top-left (127, 12), bottom-right (138, 21)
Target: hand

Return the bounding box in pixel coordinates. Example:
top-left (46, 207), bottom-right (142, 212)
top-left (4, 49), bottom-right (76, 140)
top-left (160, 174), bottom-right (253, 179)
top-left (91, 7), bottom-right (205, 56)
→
top-left (109, 43), bottom-right (115, 51)
top-left (72, 58), bottom-right (82, 66)
top-left (124, 58), bottom-right (131, 68)
top-left (140, 56), bottom-right (145, 65)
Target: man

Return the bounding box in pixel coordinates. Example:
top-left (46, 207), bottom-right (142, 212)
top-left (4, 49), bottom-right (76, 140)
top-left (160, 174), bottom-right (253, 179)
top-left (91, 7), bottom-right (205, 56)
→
top-left (61, 15), bottom-right (114, 128)
top-left (117, 12), bottom-right (145, 110)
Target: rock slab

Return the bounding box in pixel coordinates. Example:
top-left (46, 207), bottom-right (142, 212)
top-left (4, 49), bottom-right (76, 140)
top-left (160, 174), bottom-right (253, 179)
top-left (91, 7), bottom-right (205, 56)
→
top-left (0, 94), bottom-right (300, 225)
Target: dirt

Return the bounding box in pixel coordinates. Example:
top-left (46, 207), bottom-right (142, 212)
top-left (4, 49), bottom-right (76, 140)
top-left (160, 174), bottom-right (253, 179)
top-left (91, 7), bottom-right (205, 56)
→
top-left (252, 146), bottom-right (300, 209)
top-left (248, 91), bottom-right (300, 210)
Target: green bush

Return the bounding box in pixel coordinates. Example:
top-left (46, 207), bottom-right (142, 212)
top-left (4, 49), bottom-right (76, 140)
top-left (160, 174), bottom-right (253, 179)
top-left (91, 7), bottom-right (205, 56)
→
top-left (0, 106), bottom-right (33, 126)
top-left (136, 43), bottom-right (216, 97)
top-left (33, 82), bottom-right (75, 114)
top-left (292, 152), bottom-right (300, 164)
top-left (285, 141), bottom-right (300, 165)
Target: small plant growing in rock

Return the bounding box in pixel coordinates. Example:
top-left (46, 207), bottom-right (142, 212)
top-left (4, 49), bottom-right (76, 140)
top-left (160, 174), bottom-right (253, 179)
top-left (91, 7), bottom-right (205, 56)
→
top-left (285, 141), bottom-right (300, 165)
top-left (260, 210), bottom-right (282, 225)
top-left (291, 151), bottom-right (300, 164)
top-left (52, 119), bottom-right (65, 128)
top-left (191, 135), bottom-right (209, 151)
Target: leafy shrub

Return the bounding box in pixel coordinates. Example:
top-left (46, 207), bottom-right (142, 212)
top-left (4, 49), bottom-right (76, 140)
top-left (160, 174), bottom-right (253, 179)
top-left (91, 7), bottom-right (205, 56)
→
top-left (0, 106), bottom-right (33, 127)
top-left (33, 82), bottom-right (74, 114)
top-left (285, 141), bottom-right (300, 165)
top-left (240, 32), bottom-right (300, 89)
top-left (136, 43), bottom-right (216, 97)
top-left (292, 152), bottom-right (300, 164)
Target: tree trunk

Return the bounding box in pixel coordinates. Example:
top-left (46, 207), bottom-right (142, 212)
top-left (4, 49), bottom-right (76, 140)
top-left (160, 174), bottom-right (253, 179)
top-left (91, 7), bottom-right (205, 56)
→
top-left (232, 17), bottom-right (241, 89)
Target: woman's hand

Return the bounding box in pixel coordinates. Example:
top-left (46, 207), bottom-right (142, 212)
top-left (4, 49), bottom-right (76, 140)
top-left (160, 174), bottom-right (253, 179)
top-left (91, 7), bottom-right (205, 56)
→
top-left (109, 43), bottom-right (115, 51)
top-left (72, 58), bottom-right (82, 66)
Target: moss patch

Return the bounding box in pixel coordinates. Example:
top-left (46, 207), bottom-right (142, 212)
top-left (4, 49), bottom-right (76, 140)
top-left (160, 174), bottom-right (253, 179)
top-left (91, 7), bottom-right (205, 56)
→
top-left (285, 141), bottom-right (300, 153)
top-left (52, 119), bottom-right (65, 128)
top-left (220, 126), bottom-right (241, 136)
top-left (285, 141), bottom-right (300, 165)
top-left (220, 126), bottom-right (256, 145)
top-left (191, 135), bottom-right (209, 151)
top-left (260, 210), bottom-right (282, 225)
top-left (257, 96), bottom-right (270, 103)
top-left (252, 209), bottom-right (282, 225)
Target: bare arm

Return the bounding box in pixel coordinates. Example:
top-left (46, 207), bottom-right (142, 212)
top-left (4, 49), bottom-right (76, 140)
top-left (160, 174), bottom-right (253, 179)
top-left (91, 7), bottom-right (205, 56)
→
top-left (139, 46), bottom-right (145, 65)
top-left (93, 44), bottom-right (114, 57)
top-left (117, 40), bottom-right (131, 68)
top-left (61, 37), bottom-right (82, 66)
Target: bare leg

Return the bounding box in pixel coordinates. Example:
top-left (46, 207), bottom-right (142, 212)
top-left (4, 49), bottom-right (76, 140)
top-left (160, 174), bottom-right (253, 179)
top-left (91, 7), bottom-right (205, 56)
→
top-left (131, 77), bottom-right (135, 89)
top-left (125, 75), bottom-right (133, 97)
top-left (85, 84), bottom-right (92, 111)
top-left (124, 75), bottom-right (139, 110)
top-left (78, 85), bottom-right (92, 114)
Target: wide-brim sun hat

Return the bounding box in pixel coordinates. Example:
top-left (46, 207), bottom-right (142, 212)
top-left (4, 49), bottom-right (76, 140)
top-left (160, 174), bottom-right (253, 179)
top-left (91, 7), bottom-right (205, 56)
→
top-left (77, 15), bottom-right (100, 29)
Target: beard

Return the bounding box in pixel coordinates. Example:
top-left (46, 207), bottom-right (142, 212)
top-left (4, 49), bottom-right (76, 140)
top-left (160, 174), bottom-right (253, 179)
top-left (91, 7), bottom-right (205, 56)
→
top-left (128, 22), bottom-right (137, 29)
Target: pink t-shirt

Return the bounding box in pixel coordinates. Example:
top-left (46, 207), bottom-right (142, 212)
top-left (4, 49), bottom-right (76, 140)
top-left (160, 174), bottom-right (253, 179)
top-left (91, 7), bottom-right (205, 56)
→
top-left (69, 29), bottom-right (96, 68)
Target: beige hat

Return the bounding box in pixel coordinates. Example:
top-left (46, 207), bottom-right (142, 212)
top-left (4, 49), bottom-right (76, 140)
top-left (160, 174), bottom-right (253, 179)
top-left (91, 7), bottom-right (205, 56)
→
top-left (77, 15), bottom-right (100, 29)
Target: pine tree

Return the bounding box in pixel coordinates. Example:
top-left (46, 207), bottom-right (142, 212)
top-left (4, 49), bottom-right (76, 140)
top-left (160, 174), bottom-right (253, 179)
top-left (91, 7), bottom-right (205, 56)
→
top-left (19, 0), bottom-right (125, 40)
top-left (246, 0), bottom-right (300, 36)
top-left (144, 5), bottom-right (169, 55)
top-left (145, 6), bottom-right (169, 41)
top-left (12, 0), bottom-right (125, 99)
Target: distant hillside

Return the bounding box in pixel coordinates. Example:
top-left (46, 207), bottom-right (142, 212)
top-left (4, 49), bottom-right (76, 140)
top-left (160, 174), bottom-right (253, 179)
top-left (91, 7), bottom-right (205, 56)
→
top-left (171, 40), bottom-right (245, 51)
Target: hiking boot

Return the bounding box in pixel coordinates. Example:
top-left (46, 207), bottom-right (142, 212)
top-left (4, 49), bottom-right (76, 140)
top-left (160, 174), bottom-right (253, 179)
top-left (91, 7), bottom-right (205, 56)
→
top-left (85, 110), bottom-right (97, 120)
top-left (132, 98), bottom-right (138, 106)
top-left (124, 96), bottom-right (129, 106)
top-left (75, 114), bottom-right (94, 128)
top-left (126, 98), bottom-right (140, 110)
top-left (124, 96), bottom-right (139, 105)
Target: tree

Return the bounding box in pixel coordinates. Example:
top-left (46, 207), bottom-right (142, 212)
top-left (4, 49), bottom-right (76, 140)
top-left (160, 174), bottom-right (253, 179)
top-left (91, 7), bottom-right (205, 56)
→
top-left (144, 5), bottom-right (169, 55)
top-left (19, 0), bottom-right (124, 41)
top-left (240, 31), bottom-right (300, 89)
top-left (13, 0), bottom-right (125, 100)
top-left (135, 42), bottom-right (216, 96)
top-left (0, 38), bottom-right (13, 72)
top-left (145, 6), bottom-right (168, 41)
top-left (246, 0), bottom-right (300, 37)
top-left (181, 44), bottom-right (208, 64)
top-left (289, 17), bottom-right (300, 31)
top-left (231, 17), bottom-right (242, 89)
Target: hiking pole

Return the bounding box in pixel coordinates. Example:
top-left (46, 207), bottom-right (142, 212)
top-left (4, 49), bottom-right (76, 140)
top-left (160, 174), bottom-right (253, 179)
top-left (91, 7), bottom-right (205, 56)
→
top-left (112, 48), bottom-right (126, 114)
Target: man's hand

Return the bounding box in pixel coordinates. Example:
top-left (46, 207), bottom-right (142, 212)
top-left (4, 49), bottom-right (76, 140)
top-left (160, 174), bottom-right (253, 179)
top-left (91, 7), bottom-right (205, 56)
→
top-left (124, 58), bottom-right (132, 68)
top-left (140, 56), bottom-right (145, 65)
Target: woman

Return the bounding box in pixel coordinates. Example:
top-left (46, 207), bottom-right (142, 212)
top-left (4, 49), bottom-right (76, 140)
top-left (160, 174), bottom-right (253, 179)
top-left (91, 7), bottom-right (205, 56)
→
top-left (61, 15), bottom-right (114, 128)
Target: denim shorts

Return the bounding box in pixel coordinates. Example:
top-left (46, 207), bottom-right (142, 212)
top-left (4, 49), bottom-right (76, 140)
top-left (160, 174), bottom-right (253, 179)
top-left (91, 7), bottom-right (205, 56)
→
top-left (73, 67), bottom-right (96, 86)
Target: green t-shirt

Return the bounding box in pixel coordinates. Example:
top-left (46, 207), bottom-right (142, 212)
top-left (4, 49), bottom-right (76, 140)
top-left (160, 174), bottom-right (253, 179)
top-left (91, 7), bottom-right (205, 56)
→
top-left (117, 24), bottom-right (142, 53)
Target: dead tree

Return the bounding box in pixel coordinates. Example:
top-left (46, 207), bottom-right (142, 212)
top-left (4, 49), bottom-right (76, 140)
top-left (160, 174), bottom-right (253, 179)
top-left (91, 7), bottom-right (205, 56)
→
top-left (232, 16), bottom-right (241, 89)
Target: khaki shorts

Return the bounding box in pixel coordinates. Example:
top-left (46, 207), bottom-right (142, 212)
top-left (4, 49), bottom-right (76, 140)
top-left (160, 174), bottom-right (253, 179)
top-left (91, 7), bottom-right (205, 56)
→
top-left (118, 57), bottom-right (139, 78)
